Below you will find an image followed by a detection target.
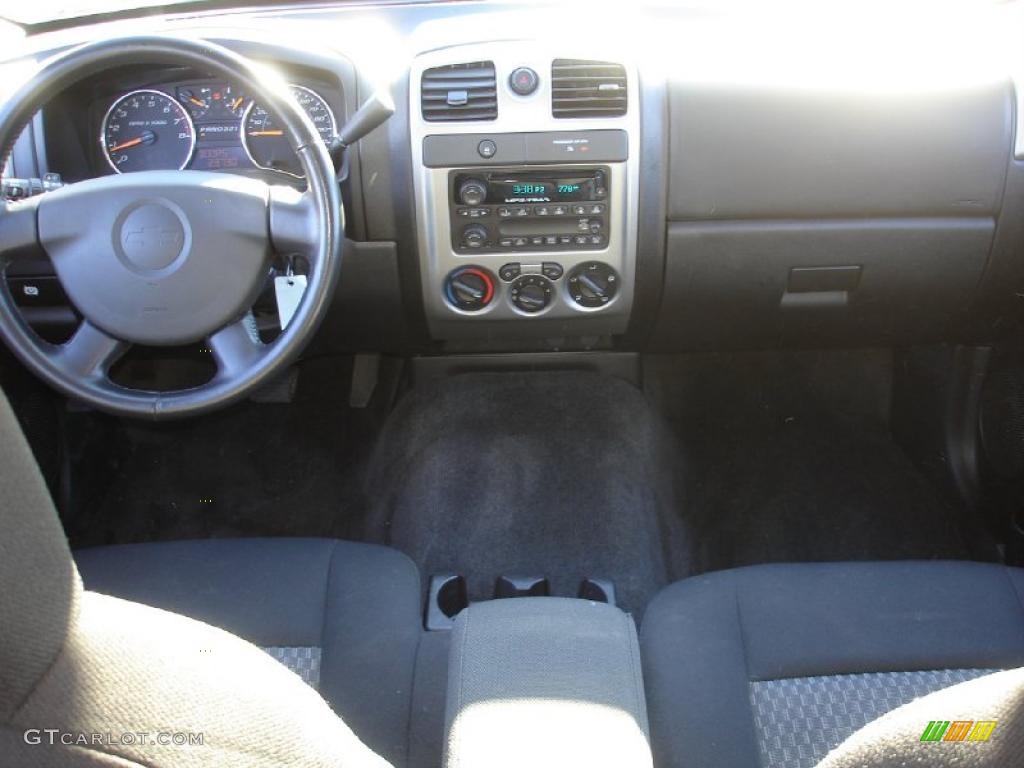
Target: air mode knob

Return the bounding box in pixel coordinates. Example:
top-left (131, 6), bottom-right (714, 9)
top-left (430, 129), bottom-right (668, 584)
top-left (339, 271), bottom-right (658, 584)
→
top-left (567, 262), bottom-right (620, 308)
top-left (457, 178), bottom-right (487, 206)
top-left (510, 275), bottom-right (554, 313)
top-left (445, 266), bottom-right (495, 312)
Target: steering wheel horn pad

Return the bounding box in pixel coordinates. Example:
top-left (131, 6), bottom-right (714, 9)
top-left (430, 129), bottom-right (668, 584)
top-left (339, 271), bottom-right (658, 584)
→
top-left (38, 171), bottom-right (270, 346)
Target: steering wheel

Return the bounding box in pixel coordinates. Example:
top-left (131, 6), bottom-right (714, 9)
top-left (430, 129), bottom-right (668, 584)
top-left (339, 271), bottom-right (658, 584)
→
top-left (0, 36), bottom-right (342, 419)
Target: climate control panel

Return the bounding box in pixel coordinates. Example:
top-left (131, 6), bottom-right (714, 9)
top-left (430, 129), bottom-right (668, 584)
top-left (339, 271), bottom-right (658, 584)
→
top-left (443, 260), bottom-right (620, 316)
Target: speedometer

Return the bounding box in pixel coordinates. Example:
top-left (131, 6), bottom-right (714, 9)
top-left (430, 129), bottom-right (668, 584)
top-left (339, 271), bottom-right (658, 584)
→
top-left (241, 85), bottom-right (336, 177)
top-left (101, 89), bottom-right (195, 174)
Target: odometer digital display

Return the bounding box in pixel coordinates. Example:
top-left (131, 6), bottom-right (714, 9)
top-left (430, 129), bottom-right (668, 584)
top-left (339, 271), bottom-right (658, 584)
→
top-left (102, 89), bottom-right (195, 174)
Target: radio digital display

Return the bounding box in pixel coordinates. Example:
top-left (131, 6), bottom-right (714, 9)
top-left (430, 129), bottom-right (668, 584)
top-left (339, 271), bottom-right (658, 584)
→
top-left (492, 176), bottom-right (593, 203)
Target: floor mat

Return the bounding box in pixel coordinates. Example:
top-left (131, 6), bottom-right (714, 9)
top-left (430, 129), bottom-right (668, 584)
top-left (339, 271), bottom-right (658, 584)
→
top-left (364, 371), bottom-right (688, 617)
top-left (646, 350), bottom-right (978, 573)
top-left (60, 357), bottom-right (382, 547)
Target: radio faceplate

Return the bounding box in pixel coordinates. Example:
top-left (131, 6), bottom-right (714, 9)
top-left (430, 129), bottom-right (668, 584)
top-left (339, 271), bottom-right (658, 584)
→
top-left (450, 167), bottom-right (610, 253)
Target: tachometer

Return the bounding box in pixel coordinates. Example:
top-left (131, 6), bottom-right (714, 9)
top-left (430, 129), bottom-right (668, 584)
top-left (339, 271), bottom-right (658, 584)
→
top-left (102, 89), bottom-right (195, 174)
top-left (241, 85), bottom-right (335, 177)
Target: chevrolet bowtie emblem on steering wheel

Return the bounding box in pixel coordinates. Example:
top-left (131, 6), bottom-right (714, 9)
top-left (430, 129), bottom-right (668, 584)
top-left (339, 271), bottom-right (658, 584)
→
top-left (115, 200), bottom-right (190, 274)
top-left (122, 224), bottom-right (183, 251)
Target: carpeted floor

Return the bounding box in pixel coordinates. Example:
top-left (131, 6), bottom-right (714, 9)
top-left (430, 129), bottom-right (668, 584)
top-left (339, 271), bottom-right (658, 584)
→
top-left (645, 350), bottom-right (982, 574)
top-left (364, 370), bottom-right (689, 617)
top-left (58, 356), bottom-right (386, 548)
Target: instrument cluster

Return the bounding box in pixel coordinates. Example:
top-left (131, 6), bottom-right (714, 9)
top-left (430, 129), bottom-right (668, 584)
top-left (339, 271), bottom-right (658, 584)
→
top-left (100, 80), bottom-right (337, 178)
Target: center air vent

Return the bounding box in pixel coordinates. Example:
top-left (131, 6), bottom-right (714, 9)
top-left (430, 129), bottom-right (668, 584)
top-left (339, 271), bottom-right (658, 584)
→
top-left (551, 59), bottom-right (627, 118)
top-left (421, 61), bottom-right (497, 122)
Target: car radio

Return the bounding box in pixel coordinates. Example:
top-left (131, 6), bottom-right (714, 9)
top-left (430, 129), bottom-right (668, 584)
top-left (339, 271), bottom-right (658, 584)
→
top-left (449, 167), bottom-right (609, 253)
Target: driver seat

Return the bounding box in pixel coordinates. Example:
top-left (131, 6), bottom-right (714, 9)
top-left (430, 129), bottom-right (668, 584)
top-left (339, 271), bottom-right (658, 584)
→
top-left (0, 388), bottom-right (416, 767)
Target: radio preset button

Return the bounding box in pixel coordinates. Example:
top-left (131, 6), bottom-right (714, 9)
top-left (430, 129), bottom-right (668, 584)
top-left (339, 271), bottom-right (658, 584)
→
top-left (552, 206), bottom-right (567, 216)
top-left (589, 204), bottom-right (605, 215)
top-left (514, 207), bottom-right (530, 217)
top-left (535, 206), bottom-right (550, 216)
top-left (497, 207), bottom-right (512, 217)
top-left (559, 235), bottom-right (573, 245)
top-left (544, 235), bottom-right (558, 246)
top-left (572, 205), bottom-right (589, 215)
top-left (513, 237), bottom-right (529, 247)
top-left (530, 236), bottom-right (544, 246)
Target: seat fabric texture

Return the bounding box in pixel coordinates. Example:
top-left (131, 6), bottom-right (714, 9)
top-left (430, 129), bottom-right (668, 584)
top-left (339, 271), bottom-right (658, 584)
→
top-left (0, 386), bottom-right (409, 767)
top-left (640, 561), bottom-right (1024, 768)
top-left (75, 537), bottom-right (423, 766)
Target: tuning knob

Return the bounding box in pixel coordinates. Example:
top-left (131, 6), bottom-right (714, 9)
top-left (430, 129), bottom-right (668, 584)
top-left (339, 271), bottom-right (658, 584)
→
top-left (510, 275), bottom-right (553, 313)
top-left (461, 223), bottom-right (489, 249)
top-left (567, 262), bottom-right (619, 308)
top-left (458, 178), bottom-right (487, 206)
top-left (445, 266), bottom-right (495, 311)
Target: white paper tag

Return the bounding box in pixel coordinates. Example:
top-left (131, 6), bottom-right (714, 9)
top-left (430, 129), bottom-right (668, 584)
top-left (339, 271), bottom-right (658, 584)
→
top-left (274, 274), bottom-right (307, 330)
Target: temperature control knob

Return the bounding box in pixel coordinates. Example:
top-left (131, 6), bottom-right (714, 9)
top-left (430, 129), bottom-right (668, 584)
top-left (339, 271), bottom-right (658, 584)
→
top-left (461, 224), bottom-right (489, 249)
top-left (445, 266), bottom-right (495, 312)
top-left (457, 178), bottom-right (487, 206)
top-left (509, 275), bottom-right (553, 314)
top-left (567, 262), bottom-right (619, 308)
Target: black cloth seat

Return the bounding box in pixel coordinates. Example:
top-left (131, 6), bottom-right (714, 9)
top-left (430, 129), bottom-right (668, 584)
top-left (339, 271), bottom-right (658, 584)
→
top-left (640, 561), bottom-right (1024, 768)
top-left (75, 538), bottom-right (423, 767)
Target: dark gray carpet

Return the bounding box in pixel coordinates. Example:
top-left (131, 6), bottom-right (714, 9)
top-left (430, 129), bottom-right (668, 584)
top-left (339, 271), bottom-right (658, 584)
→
top-left (365, 371), bottom-right (688, 616)
top-left (645, 350), bottom-right (979, 574)
top-left (58, 357), bottom-right (385, 547)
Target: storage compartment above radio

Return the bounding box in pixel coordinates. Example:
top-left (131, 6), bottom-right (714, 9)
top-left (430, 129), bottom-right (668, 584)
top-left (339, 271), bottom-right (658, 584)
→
top-left (449, 167), bottom-right (610, 253)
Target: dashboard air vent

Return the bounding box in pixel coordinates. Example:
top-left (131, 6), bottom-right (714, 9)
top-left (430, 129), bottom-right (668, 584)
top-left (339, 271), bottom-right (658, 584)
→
top-left (551, 59), bottom-right (627, 118)
top-left (421, 61), bottom-right (497, 122)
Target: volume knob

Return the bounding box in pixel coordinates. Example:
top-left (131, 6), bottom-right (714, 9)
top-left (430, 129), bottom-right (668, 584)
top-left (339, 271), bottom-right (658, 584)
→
top-left (458, 178), bottom-right (487, 206)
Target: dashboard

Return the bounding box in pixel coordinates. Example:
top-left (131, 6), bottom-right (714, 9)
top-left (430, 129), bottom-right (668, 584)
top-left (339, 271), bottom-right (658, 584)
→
top-left (1, 1), bottom-right (1023, 356)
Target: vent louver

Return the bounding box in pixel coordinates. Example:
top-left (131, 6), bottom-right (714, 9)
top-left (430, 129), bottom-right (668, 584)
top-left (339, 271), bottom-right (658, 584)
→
top-left (421, 61), bottom-right (497, 122)
top-left (551, 59), bottom-right (627, 118)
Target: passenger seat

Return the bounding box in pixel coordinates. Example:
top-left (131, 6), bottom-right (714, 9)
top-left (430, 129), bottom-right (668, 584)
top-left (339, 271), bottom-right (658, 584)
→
top-left (640, 562), bottom-right (1024, 768)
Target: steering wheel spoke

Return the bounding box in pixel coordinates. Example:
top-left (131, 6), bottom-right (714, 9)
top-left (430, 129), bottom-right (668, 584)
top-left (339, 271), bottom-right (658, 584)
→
top-left (48, 320), bottom-right (129, 379)
top-left (269, 186), bottom-right (323, 260)
top-left (209, 316), bottom-right (267, 378)
top-left (0, 196), bottom-right (44, 266)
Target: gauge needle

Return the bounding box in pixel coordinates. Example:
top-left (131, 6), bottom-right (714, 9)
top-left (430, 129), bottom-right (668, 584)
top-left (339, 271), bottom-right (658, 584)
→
top-left (248, 130), bottom-right (284, 137)
top-left (108, 137), bottom-right (144, 152)
top-left (108, 130), bottom-right (156, 153)
top-left (230, 97), bottom-right (245, 110)
top-left (189, 97), bottom-right (207, 108)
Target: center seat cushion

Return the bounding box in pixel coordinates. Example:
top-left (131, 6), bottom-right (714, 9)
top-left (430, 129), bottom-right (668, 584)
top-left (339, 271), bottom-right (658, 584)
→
top-left (74, 537), bottom-right (423, 767)
top-left (639, 561), bottom-right (1024, 768)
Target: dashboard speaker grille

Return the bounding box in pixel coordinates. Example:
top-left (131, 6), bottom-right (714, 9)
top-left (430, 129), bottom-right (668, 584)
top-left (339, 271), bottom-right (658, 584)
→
top-left (421, 61), bottom-right (497, 122)
top-left (551, 59), bottom-right (627, 118)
